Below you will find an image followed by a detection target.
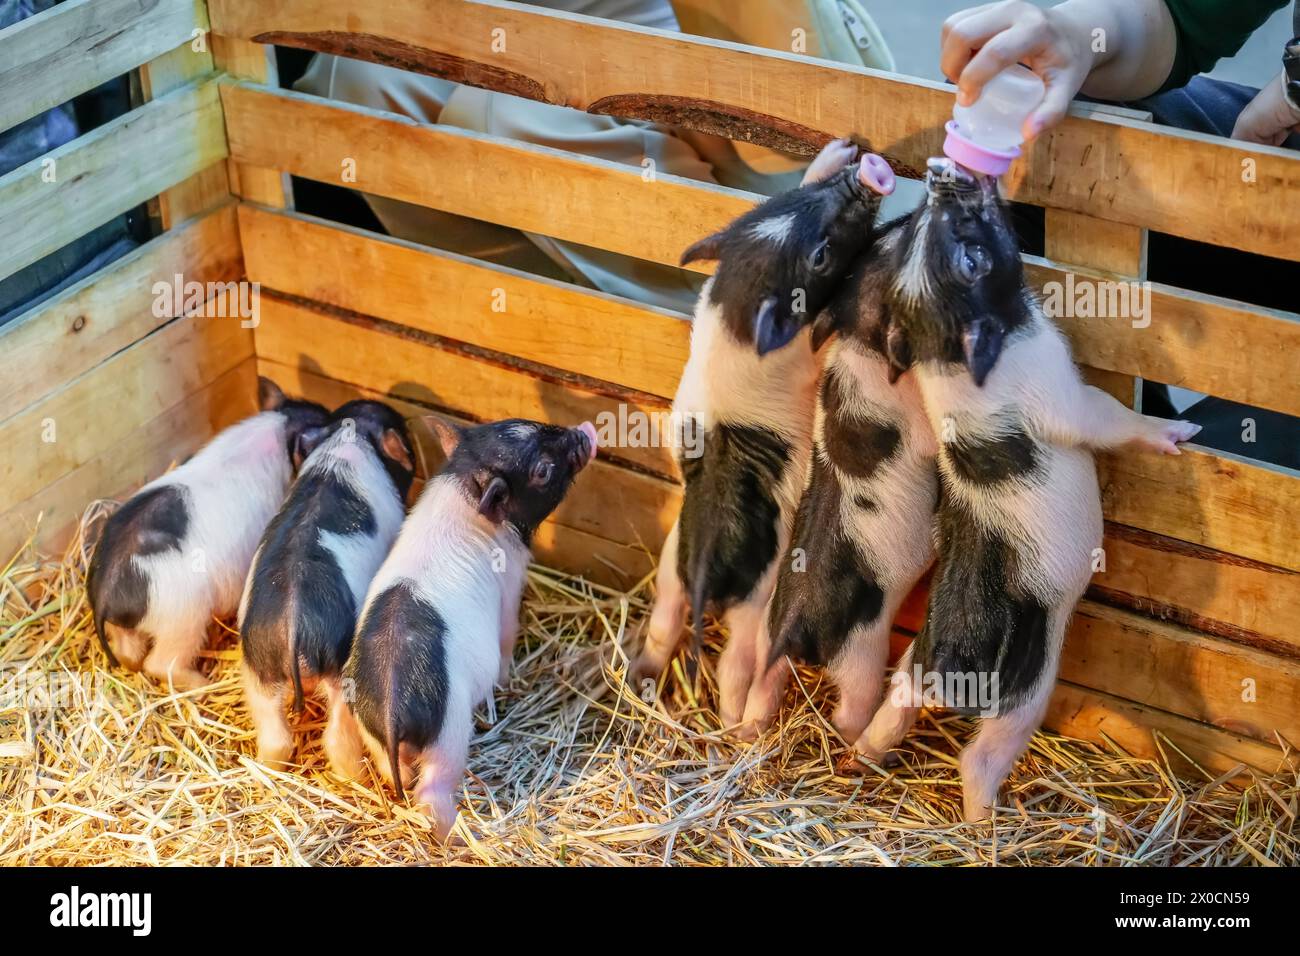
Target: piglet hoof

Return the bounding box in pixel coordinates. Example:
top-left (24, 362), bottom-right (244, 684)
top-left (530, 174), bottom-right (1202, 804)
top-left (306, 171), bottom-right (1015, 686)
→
top-left (731, 719), bottom-right (761, 744)
top-left (835, 751), bottom-right (866, 775)
top-left (148, 666), bottom-right (210, 693)
top-left (961, 796), bottom-right (995, 825)
top-left (626, 655), bottom-right (663, 691)
top-left (257, 740), bottom-right (295, 771)
top-left (1134, 418), bottom-right (1202, 456)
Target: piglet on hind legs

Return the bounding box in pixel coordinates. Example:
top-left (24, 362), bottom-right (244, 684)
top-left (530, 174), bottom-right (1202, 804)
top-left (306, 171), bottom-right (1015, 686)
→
top-left (629, 521), bottom-right (687, 686)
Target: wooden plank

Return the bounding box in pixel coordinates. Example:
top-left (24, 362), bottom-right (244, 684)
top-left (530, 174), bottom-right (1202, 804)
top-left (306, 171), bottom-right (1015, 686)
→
top-left (0, 308), bottom-right (254, 514)
top-left (1098, 446), bottom-right (1300, 573)
top-left (139, 22), bottom-right (232, 228)
top-left (222, 84), bottom-right (1299, 418)
top-left (1025, 259), bottom-right (1300, 419)
top-left (1091, 524), bottom-right (1299, 656)
top-left (238, 205), bottom-right (692, 399)
top-left (1046, 681), bottom-right (1295, 779)
top-left (0, 360), bottom-right (258, 561)
top-left (0, 0), bottom-right (204, 135)
top-left (1061, 601), bottom-right (1300, 746)
top-left (211, 34), bottom-right (290, 207)
top-left (0, 80), bottom-right (228, 283)
top-left (0, 205), bottom-right (242, 422)
top-left (206, 0), bottom-right (1300, 262)
top-left (259, 360), bottom-right (664, 588)
top-left (220, 82), bottom-right (753, 275)
top-left (252, 295), bottom-right (677, 478)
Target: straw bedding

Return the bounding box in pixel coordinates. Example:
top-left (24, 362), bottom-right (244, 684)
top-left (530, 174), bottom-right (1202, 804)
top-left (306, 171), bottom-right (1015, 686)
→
top-left (1, 503), bottom-right (1295, 866)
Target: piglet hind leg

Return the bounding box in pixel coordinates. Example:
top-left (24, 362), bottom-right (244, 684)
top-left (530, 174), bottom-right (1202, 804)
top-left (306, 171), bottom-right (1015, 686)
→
top-left (323, 678), bottom-right (365, 780)
top-left (415, 732), bottom-right (471, 843)
top-left (144, 612), bottom-right (212, 691)
top-left (849, 647), bottom-right (920, 767)
top-left (241, 659), bottom-right (294, 769)
top-left (718, 597), bottom-right (769, 729)
top-left (630, 521), bottom-right (687, 686)
top-left (736, 614), bottom-right (789, 742)
top-left (828, 619), bottom-right (891, 744)
top-left (104, 623), bottom-right (149, 672)
top-left (958, 685), bottom-right (1053, 824)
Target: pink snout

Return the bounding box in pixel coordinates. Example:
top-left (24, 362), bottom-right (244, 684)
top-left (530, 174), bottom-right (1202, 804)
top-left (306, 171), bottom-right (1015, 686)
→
top-left (858, 153), bottom-right (896, 196)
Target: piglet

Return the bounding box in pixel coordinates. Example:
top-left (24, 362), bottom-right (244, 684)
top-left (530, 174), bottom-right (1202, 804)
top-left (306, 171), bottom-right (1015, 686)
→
top-left (238, 400), bottom-right (415, 772)
top-left (342, 417), bottom-right (597, 838)
top-left (87, 379), bottom-right (328, 690)
top-left (855, 158), bottom-right (1201, 821)
top-left (632, 140), bottom-right (896, 728)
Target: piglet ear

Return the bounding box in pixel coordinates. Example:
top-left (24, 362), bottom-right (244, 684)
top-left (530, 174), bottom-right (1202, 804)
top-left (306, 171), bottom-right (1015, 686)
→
top-left (884, 316), bottom-right (912, 384)
top-left (809, 307), bottom-right (839, 353)
top-left (680, 232), bottom-right (724, 266)
top-left (293, 425), bottom-right (329, 470)
top-left (380, 427), bottom-right (414, 473)
top-left (258, 376), bottom-right (286, 412)
top-left (477, 475), bottom-right (510, 524)
top-left (754, 295), bottom-right (795, 356)
top-left (962, 317), bottom-right (1006, 387)
top-left (424, 415), bottom-right (463, 458)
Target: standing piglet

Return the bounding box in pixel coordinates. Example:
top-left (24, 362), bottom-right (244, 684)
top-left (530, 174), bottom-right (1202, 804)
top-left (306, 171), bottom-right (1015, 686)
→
top-left (238, 400), bottom-right (415, 772)
top-left (855, 159), bottom-right (1201, 821)
top-left (740, 219), bottom-right (939, 742)
top-left (87, 379), bottom-right (328, 689)
top-left (342, 417), bottom-right (597, 838)
top-left (631, 140), bottom-right (895, 727)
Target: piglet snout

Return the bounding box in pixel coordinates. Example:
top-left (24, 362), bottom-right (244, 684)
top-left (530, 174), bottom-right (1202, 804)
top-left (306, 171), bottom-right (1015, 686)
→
top-left (857, 153), bottom-right (895, 196)
top-left (573, 421), bottom-right (598, 468)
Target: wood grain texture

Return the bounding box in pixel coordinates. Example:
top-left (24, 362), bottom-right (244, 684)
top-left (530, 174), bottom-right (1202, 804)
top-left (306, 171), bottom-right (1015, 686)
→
top-left (238, 204), bottom-right (692, 399)
top-left (211, 34), bottom-right (288, 207)
top-left (205, 0), bottom-right (1300, 261)
top-left (0, 80), bottom-right (228, 283)
top-left (0, 0), bottom-right (204, 135)
top-left (0, 206), bottom-right (242, 422)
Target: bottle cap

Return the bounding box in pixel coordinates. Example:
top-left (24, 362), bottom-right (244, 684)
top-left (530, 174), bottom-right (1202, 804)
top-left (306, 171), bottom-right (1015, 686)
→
top-left (942, 120), bottom-right (1019, 177)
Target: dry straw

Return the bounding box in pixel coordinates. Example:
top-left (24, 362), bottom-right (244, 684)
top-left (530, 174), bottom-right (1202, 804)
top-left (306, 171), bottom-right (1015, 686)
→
top-left (1, 504), bottom-right (1295, 866)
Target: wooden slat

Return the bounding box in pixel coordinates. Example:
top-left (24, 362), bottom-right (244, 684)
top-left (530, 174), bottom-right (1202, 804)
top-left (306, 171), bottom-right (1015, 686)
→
top-left (0, 205), bottom-right (242, 422)
top-left (222, 84), bottom-right (1300, 419)
top-left (1098, 447), bottom-right (1300, 572)
top-left (0, 80), bottom-right (228, 283)
top-left (1046, 681), bottom-right (1294, 779)
top-left (0, 360), bottom-right (258, 561)
top-left (253, 295), bottom-right (676, 478)
top-left (238, 205), bottom-right (691, 399)
top-left (1090, 525), bottom-right (1299, 656)
top-left (206, 0), bottom-right (1300, 262)
top-left (259, 360), bottom-right (662, 588)
top-left (1061, 601), bottom-right (1300, 746)
top-left (211, 34), bottom-right (290, 207)
top-left (219, 82), bottom-right (753, 275)
top-left (0, 309), bottom-right (254, 514)
top-left (0, 0), bottom-right (204, 135)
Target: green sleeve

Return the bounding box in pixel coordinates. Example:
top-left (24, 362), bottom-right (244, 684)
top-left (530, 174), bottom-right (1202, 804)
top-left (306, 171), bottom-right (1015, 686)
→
top-left (1158, 0), bottom-right (1292, 92)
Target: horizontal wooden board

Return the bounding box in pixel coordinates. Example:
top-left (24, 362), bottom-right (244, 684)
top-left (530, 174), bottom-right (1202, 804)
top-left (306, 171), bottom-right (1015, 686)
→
top-left (0, 360), bottom-right (258, 562)
top-left (0, 205), bottom-right (242, 422)
top-left (258, 360), bottom-right (663, 589)
top-left (1046, 681), bottom-right (1294, 780)
top-left (0, 0), bottom-right (204, 135)
top-left (238, 205), bottom-right (691, 399)
top-left (253, 295), bottom-right (676, 478)
top-left (0, 308), bottom-right (253, 514)
top-left (207, 0), bottom-right (1300, 262)
top-left (222, 85), bottom-right (1299, 421)
top-left (220, 82), bottom-right (753, 275)
top-left (0, 79), bottom-right (228, 283)
top-left (1061, 601), bottom-right (1300, 746)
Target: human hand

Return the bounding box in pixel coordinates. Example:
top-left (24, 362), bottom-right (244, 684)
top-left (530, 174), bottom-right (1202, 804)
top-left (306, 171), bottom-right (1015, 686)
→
top-left (1231, 71), bottom-right (1300, 146)
top-left (940, 1), bottom-right (1096, 141)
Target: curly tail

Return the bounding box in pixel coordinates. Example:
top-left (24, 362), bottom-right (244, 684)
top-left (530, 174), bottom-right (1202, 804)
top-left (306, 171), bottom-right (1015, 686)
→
top-left (287, 615), bottom-right (306, 714)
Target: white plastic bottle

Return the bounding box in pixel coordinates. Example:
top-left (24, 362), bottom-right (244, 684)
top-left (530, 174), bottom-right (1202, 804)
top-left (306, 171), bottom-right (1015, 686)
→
top-left (943, 64), bottom-right (1046, 176)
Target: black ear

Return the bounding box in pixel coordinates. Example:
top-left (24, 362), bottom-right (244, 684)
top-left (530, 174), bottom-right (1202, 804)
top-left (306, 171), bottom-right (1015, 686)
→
top-left (754, 295), bottom-right (798, 356)
top-left (293, 425), bottom-right (329, 470)
top-left (680, 232), bottom-right (725, 266)
top-left (258, 376), bottom-right (286, 412)
top-left (809, 307), bottom-right (839, 353)
top-left (962, 317), bottom-right (1006, 387)
top-left (884, 314), bottom-right (912, 384)
top-left (476, 475), bottom-right (510, 523)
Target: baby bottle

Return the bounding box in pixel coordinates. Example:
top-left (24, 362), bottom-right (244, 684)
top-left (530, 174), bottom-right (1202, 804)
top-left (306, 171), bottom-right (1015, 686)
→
top-left (943, 64), bottom-right (1045, 176)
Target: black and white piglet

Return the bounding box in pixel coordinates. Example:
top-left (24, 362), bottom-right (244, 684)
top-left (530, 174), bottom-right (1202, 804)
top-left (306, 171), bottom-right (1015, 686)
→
top-left (741, 216), bottom-right (938, 742)
top-left (87, 379), bottom-right (328, 690)
top-left (855, 159), bottom-right (1201, 821)
top-left (238, 400), bottom-right (415, 772)
top-left (632, 140), bottom-right (895, 727)
top-left (341, 417), bottom-right (597, 838)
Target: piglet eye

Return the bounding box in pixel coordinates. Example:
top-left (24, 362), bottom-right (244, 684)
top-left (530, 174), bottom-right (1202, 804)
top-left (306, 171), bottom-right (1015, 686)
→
top-left (957, 244), bottom-right (990, 283)
top-left (809, 239), bottom-right (831, 273)
top-left (530, 460), bottom-right (554, 485)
